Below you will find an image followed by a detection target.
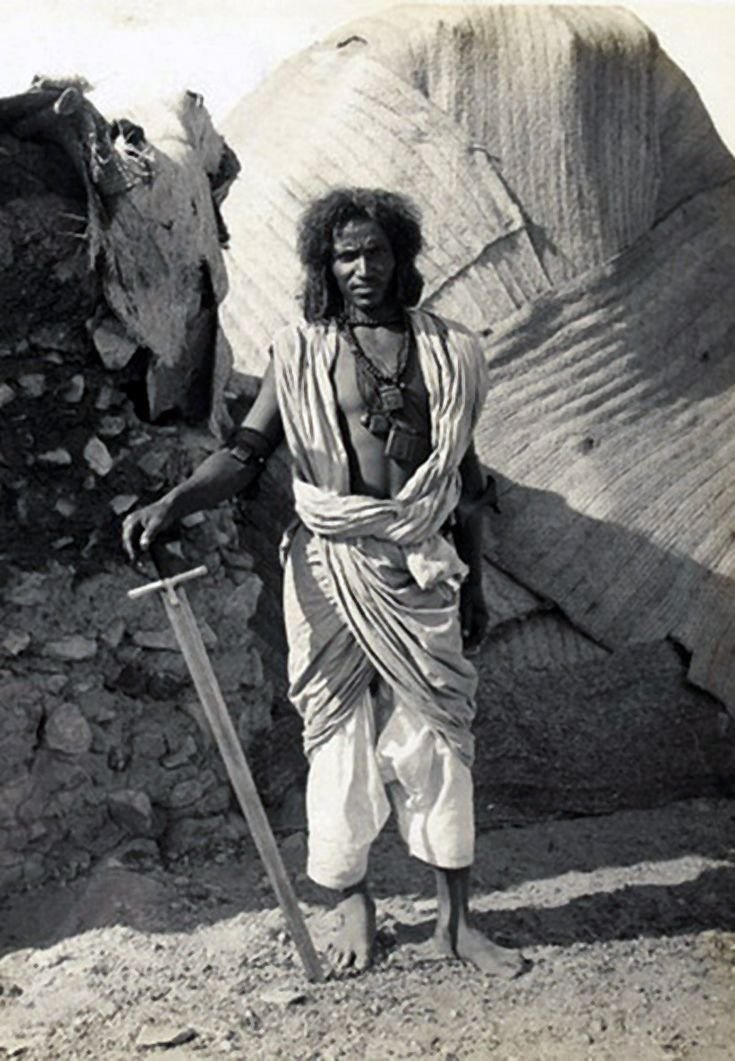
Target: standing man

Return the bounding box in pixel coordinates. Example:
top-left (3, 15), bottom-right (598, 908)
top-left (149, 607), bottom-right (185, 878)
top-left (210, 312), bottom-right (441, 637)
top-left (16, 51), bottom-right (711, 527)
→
top-left (123, 187), bottom-right (523, 978)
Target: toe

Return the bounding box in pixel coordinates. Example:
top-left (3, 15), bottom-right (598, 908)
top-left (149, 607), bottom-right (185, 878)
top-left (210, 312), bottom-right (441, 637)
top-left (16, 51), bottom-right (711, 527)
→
top-left (333, 946), bottom-right (355, 972)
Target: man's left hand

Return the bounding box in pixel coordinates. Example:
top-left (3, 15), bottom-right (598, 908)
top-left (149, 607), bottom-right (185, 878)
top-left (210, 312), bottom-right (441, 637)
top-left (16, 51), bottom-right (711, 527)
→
top-left (460, 581), bottom-right (489, 656)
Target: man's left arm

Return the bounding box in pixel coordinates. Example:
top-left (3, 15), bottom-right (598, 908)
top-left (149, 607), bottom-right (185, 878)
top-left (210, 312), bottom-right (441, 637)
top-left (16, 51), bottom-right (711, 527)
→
top-left (453, 441), bottom-right (498, 654)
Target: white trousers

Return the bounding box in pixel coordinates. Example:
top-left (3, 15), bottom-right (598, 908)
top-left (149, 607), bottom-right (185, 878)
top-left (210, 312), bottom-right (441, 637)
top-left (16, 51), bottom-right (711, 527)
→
top-left (306, 686), bottom-right (474, 890)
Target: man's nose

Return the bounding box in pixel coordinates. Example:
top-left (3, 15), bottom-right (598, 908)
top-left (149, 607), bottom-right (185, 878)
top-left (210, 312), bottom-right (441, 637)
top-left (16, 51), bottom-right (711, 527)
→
top-left (354, 254), bottom-right (370, 277)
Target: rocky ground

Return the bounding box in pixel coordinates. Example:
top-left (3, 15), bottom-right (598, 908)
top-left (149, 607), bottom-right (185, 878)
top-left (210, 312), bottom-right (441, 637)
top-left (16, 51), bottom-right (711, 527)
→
top-left (0, 796), bottom-right (733, 1060)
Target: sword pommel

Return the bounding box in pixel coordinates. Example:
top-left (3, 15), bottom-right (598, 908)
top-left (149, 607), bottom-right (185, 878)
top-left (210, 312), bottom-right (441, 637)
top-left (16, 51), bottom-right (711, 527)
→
top-left (127, 564), bottom-right (208, 602)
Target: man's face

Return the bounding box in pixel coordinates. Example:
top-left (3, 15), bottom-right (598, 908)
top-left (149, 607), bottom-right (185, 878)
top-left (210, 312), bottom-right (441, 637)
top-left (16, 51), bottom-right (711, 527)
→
top-left (331, 218), bottom-right (396, 314)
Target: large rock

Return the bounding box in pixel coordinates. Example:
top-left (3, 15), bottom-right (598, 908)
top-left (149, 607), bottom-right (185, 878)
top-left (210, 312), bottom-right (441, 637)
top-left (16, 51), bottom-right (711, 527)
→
top-left (58, 865), bottom-right (173, 935)
top-left (217, 3), bottom-right (735, 811)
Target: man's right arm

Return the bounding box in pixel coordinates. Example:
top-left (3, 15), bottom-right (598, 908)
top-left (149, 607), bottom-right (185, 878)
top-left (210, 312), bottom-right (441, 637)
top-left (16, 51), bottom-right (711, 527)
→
top-left (122, 361), bottom-right (282, 560)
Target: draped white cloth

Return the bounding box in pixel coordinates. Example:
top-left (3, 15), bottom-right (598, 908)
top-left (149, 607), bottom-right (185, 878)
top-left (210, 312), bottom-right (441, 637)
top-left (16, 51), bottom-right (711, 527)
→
top-left (274, 309), bottom-right (489, 766)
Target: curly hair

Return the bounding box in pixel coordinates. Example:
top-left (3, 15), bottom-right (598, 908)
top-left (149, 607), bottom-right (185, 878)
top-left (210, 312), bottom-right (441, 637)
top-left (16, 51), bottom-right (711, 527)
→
top-left (296, 187), bottom-right (424, 321)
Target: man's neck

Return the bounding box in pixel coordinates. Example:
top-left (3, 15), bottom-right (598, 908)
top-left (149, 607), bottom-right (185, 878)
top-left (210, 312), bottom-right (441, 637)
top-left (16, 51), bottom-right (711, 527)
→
top-left (341, 303), bottom-right (405, 328)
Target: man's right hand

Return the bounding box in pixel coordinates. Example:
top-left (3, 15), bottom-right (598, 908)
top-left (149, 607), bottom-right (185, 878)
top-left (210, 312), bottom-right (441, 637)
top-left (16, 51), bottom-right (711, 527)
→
top-left (121, 497), bottom-right (175, 562)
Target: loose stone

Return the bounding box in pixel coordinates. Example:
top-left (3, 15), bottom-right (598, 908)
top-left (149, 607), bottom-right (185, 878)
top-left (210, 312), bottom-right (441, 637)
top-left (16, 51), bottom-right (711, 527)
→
top-left (43, 635), bottom-right (98, 661)
top-left (83, 436), bottom-right (113, 476)
top-left (54, 499), bottom-right (77, 517)
top-left (98, 415), bottom-right (126, 437)
top-left (18, 373), bottom-right (45, 397)
top-left (62, 374), bottom-right (85, 403)
top-left (109, 494), bottom-right (138, 516)
top-left (108, 789), bottom-right (154, 834)
top-left (2, 631), bottom-right (31, 656)
top-left (93, 321), bottom-right (138, 370)
top-left (38, 448), bottom-right (72, 466)
top-left (44, 702), bottom-right (93, 755)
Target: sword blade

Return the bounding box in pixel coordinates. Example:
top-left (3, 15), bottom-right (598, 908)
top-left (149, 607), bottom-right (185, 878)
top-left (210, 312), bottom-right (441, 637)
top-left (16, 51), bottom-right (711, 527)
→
top-left (160, 586), bottom-right (323, 983)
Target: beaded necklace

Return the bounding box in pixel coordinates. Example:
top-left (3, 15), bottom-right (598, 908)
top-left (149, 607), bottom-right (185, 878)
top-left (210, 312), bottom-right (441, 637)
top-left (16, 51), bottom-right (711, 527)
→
top-left (340, 319), bottom-right (411, 437)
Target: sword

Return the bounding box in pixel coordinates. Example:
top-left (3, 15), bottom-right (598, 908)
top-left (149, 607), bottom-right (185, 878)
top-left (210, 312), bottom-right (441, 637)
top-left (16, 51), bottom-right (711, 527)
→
top-left (127, 551), bottom-right (323, 983)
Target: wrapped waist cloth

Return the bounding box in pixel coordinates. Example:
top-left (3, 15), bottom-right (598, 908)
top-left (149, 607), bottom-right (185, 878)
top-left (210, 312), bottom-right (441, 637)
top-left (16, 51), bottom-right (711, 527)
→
top-left (283, 523), bottom-right (478, 766)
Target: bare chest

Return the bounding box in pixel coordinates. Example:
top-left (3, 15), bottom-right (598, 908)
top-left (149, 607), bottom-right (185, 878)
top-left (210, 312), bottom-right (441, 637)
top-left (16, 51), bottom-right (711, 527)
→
top-left (330, 326), bottom-right (431, 496)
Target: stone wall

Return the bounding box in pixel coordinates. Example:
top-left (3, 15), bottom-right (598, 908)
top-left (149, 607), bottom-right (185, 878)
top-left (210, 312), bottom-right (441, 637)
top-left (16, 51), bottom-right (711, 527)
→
top-left (0, 96), bottom-right (290, 898)
top-left (0, 312), bottom-right (276, 894)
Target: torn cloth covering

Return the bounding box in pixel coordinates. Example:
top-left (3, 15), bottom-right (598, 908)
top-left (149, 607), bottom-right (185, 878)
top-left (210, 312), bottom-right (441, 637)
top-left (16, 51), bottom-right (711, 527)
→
top-left (275, 308), bottom-right (488, 767)
top-left (0, 79), bottom-right (238, 430)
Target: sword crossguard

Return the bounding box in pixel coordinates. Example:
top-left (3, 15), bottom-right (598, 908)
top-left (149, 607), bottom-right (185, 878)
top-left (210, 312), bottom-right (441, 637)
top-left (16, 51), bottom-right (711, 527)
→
top-left (127, 564), bottom-right (208, 604)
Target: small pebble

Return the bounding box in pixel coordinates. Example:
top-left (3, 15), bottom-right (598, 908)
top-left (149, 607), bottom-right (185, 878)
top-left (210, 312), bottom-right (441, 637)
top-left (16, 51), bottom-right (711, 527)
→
top-left (62, 375), bottom-right (85, 403)
top-left (84, 436), bottom-right (113, 476)
top-left (19, 373), bottom-right (45, 397)
top-left (38, 448), bottom-right (72, 466)
top-left (260, 986), bottom-right (307, 1007)
top-left (110, 493), bottom-right (138, 516)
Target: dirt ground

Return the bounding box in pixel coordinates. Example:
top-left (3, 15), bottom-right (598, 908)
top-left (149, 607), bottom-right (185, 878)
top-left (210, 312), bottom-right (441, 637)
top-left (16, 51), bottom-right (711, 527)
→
top-left (0, 797), bottom-right (733, 1060)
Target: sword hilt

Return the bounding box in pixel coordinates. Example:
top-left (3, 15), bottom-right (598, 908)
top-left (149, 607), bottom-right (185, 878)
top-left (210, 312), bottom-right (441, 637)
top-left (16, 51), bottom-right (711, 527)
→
top-left (127, 565), bottom-right (208, 603)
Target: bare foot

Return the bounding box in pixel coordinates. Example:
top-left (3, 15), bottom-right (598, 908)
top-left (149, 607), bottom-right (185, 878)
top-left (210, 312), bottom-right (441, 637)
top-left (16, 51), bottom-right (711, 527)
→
top-left (453, 922), bottom-right (527, 979)
top-left (433, 920), bottom-right (526, 977)
top-left (433, 866), bottom-right (528, 978)
top-left (326, 890), bottom-right (376, 975)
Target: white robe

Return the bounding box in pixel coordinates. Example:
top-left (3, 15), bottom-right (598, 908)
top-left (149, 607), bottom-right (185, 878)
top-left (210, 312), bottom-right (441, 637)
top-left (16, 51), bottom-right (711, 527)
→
top-left (273, 308), bottom-right (489, 767)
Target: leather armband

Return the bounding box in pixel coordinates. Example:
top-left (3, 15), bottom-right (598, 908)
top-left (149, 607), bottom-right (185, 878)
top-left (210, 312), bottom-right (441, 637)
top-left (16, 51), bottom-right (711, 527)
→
top-left (226, 426), bottom-right (276, 469)
top-left (222, 427), bottom-right (277, 499)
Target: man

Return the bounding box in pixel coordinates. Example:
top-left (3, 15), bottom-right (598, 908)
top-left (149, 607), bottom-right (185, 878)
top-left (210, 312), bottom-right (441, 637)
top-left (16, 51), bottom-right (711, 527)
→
top-left (123, 187), bottom-right (523, 978)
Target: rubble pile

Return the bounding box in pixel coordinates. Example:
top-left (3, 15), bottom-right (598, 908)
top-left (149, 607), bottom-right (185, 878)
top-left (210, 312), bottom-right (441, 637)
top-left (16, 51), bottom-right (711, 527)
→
top-left (0, 78), bottom-right (297, 895)
top-left (0, 336), bottom-right (278, 891)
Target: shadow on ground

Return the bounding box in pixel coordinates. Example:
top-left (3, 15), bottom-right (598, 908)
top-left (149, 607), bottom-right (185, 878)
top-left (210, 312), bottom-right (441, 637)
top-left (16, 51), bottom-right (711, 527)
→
top-left (1, 797), bottom-right (732, 961)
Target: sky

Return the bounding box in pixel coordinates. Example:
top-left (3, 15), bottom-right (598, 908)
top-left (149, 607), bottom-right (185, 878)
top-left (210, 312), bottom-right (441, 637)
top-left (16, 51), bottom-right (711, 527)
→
top-left (1, 1), bottom-right (734, 153)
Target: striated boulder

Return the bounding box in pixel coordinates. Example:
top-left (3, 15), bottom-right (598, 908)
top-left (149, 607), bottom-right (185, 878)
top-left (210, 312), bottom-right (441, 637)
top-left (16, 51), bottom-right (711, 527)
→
top-left (217, 4), bottom-right (735, 810)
